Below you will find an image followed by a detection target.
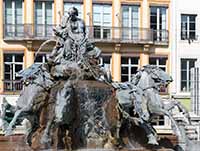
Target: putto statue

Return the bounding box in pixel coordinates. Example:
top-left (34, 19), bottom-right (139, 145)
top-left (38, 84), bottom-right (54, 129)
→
top-left (1, 7), bottom-right (192, 150)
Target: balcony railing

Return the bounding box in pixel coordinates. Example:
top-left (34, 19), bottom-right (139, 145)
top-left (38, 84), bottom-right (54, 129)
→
top-left (3, 80), bottom-right (23, 92)
top-left (153, 29), bottom-right (169, 44)
top-left (3, 24), bottom-right (55, 40)
top-left (34, 24), bottom-right (54, 38)
top-left (4, 24), bottom-right (25, 38)
top-left (3, 24), bottom-right (169, 45)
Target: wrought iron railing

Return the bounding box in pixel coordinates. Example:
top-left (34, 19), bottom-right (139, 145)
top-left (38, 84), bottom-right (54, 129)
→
top-left (3, 24), bottom-right (55, 39)
top-left (34, 24), bottom-right (54, 38)
top-left (87, 26), bottom-right (155, 43)
top-left (4, 24), bottom-right (25, 38)
top-left (3, 24), bottom-right (169, 44)
top-left (3, 80), bottom-right (23, 92)
top-left (152, 29), bottom-right (169, 44)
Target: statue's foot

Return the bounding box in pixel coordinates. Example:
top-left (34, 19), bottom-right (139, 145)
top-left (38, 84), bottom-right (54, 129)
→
top-left (147, 134), bottom-right (159, 145)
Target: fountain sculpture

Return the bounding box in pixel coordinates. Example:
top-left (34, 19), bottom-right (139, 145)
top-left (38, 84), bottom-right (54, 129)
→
top-left (0, 7), bottom-right (192, 150)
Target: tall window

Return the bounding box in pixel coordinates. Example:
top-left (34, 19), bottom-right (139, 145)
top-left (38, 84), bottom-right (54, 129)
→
top-left (121, 57), bottom-right (139, 82)
top-left (150, 6), bottom-right (167, 41)
top-left (181, 59), bottom-right (197, 92)
top-left (4, 0), bottom-right (23, 37)
top-left (64, 2), bottom-right (83, 19)
top-left (35, 1), bottom-right (54, 37)
top-left (181, 14), bottom-right (196, 40)
top-left (122, 5), bottom-right (139, 40)
top-left (93, 4), bottom-right (112, 39)
top-left (4, 53), bottom-right (24, 91)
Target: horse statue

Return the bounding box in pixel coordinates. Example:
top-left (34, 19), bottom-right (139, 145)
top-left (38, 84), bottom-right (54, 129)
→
top-left (3, 64), bottom-right (55, 145)
top-left (114, 65), bottom-right (191, 147)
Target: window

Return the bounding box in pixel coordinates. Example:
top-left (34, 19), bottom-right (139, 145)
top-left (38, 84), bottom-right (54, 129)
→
top-left (121, 57), bottom-right (139, 82)
top-left (150, 57), bottom-right (167, 93)
top-left (99, 55), bottom-right (112, 72)
top-left (34, 54), bottom-right (47, 65)
top-left (122, 5), bottom-right (139, 40)
top-left (35, 1), bottom-right (54, 37)
top-left (93, 4), bottom-right (112, 39)
top-left (151, 115), bottom-right (164, 126)
top-left (4, 53), bottom-right (24, 91)
top-left (150, 6), bottom-right (167, 41)
top-left (149, 57), bottom-right (167, 71)
top-left (4, 0), bottom-right (23, 37)
top-left (181, 59), bottom-right (197, 92)
top-left (181, 14), bottom-right (197, 40)
top-left (64, 2), bottom-right (83, 19)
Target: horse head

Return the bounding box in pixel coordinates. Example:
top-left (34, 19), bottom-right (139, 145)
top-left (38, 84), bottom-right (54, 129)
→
top-left (142, 65), bottom-right (173, 88)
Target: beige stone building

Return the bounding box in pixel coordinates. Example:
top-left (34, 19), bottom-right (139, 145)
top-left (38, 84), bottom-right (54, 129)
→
top-left (0, 0), bottom-right (170, 98)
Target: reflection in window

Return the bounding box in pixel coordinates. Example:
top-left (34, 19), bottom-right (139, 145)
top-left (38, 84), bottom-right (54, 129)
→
top-left (121, 57), bottom-right (139, 82)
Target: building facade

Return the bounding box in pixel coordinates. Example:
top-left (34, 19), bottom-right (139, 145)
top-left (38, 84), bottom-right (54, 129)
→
top-left (0, 0), bottom-right (171, 94)
top-left (171, 0), bottom-right (200, 110)
top-left (0, 0), bottom-right (171, 129)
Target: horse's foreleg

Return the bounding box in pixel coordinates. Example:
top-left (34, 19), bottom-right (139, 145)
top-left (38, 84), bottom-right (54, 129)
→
top-left (41, 118), bottom-right (54, 144)
top-left (5, 109), bottom-right (23, 136)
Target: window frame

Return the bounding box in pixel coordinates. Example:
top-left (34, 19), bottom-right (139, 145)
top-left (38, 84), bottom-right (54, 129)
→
top-left (34, 1), bottom-right (54, 37)
top-left (150, 6), bottom-right (168, 41)
top-left (181, 14), bottom-right (197, 40)
top-left (3, 0), bottom-right (24, 37)
top-left (92, 4), bottom-right (112, 39)
top-left (121, 4), bottom-right (140, 40)
top-left (180, 58), bottom-right (197, 92)
top-left (121, 56), bottom-right (139, 82)
top-left (3, 53), bottom-right (24, 91)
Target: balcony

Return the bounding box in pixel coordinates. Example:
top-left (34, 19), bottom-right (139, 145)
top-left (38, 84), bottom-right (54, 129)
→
top-left (3, 80), bottom-right (23, 92)
top-left (3, 24), bottom-right (55, 40)
top-left (3, 24), bottom-right (169, 45)
top-left (87, 26), bottom-right (154, 44)
top-left (152, 29), bottom-right (169, 45)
